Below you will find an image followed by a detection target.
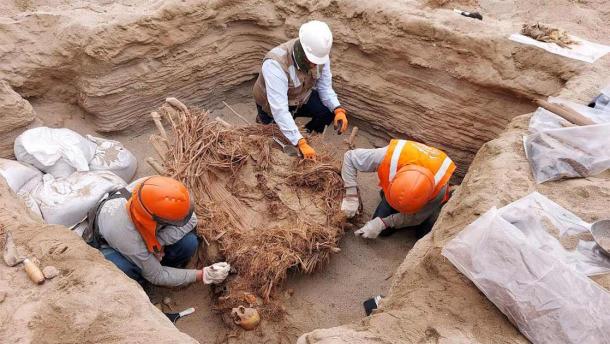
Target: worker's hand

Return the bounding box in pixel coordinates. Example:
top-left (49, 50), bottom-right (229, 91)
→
top-left (203, 262), bottom-right (231, 284)
top-left (297, 138), bottom-right (317, 161)
top-left (354, 218), bottom-right (387, 239)
top-left (341, 187), bottom-right (359, 218)
top-left (333, 108), bottom-right (348, 134)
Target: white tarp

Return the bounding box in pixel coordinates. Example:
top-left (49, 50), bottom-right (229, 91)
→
top-left (509, 33), bottom-right (610, 63)
top-left (443, 193), bottom-right (610, 344)
top-left (14, 127), bottom-right (97, 178)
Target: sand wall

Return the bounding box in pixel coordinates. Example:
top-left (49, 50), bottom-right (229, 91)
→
top-left (0, 0), bottom-right (584, 177)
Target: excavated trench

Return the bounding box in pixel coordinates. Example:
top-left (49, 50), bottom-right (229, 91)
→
top-left (0, 0), bottom-right (602, 343)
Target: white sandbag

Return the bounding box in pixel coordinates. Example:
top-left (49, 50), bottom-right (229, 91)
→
top-left (31, 171), bottom-right (126, 227)
top-left (524, 123), bottom-right (610, 183)
top-left (0, 158), bottom-right (42, 192)
top-left (16, 173), bottom-right (43, 218)
top-left (18, 192), bottom-right (43, 219)
top-left (443, 207), bottom-right (610, 344)
top-left (86, 135), bottom-right (137, 182)
top-left (14, 127), bottom-right (97, 178)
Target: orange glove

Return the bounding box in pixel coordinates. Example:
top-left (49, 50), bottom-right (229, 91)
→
top-left (297, 138), bottom-right (317, 161)
top-left (333, 108), bottom-right (348, 134)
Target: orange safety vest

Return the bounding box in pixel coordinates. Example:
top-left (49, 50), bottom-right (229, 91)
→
top-left (377, 140), bottom-right (455, 199)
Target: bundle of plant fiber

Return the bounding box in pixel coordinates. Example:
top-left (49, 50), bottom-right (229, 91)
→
top-left (152, 99), bottom-right (345, 315)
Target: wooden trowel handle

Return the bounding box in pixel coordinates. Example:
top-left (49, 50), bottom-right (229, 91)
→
top-left (534, 99), bottom-right (596, 126)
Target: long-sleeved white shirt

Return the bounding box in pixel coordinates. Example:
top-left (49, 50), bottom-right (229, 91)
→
top-left (342, 147), bottom-right (446, 228)
top-left (97, 179), bottom-right (198, 287)
top-left (262, 59), bottom-right (340, 145)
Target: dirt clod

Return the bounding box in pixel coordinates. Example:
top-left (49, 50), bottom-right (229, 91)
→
top-left (42, 266), bottom-right (59, 279)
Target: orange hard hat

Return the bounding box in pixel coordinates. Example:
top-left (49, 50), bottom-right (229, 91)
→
top-left (126, 176), bottom-right (194, 253)
top-left (386, 165), bottom-right (434, 214)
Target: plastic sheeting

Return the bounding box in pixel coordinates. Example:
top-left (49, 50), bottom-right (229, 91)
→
top-left (30, 171), bottom-right (125, 227)
top-left (87, 135), bottom-right (137, 182)
top-left (497, 192), bottom-right (610, 276)
top-left (443, 193), bottom-right (610, 344)
top-left (509, 33), bottom-right (610, 63)
top-left (14, 127), bottom-right (97, 178)
top-left (549, 97), bottom-right (610, 123)
top-left (524, 122), bottom-right (610, 183)
top-left (525, 96), bottom-right (610, 183)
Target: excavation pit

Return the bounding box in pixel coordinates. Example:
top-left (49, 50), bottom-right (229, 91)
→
top-left (1, 1), bottom-right (609, 343)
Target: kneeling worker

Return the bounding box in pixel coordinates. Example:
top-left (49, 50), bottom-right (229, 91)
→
top-left (341, 140), bottom-right (455, 239)
top-left (86, 176), bottom-right (230, 287)
top-left (252, 20), bottom-right (349, 160)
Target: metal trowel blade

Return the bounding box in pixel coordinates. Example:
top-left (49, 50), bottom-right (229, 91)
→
top-left (165, 307), bottom-right (195, 324)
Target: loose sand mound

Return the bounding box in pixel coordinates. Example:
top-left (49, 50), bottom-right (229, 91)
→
top-left (154, 100), bottom-right (345, 315)
top-left (0, 178), bottom-right (196, 344)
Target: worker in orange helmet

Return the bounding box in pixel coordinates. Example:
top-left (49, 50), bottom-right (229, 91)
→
top-left (84, 176), bottom-right (230, 287)
top-left (341, 140), bottom-right (455, 239)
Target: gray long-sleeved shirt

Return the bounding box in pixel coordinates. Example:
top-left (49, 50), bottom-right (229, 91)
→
top-left (262, 59), bottom-right (340, 145)
top-left (97, 179), bottom-right (197, 287)
top-left (342, 147), bottom-right (445, 229)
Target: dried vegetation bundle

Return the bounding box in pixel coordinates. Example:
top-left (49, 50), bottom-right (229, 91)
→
top-left (522, 23), bottom-right (577, 48)
top-left (151, 99), bottom-right (345, 314)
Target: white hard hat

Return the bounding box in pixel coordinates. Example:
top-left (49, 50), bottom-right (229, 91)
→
top-left (298, 20), bottom-right (333, 65)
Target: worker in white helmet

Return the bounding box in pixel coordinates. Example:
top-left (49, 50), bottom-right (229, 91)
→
top-left (253, 20), bottom-right (348, 161)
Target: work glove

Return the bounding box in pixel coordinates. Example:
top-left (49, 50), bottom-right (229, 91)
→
top-left (341, 187), bottom-right (359, 218)
top-left (203, 262), bottom-right (231, 284)
top-left (354, 218), bottom-right (387, 239)
top-left (297, 138), bottom-right (317, 161)
top-left (333, 108), bottom-right (348, 134)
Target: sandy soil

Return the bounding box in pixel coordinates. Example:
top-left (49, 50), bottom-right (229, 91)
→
top-left (28, 88), bottom-right (417, 343)
top-left (0, 0), bottom-right (609, 343)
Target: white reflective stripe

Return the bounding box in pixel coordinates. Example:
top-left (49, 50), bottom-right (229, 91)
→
top-left (434, 157), bottom-right (453, 185)
top-left (388, 140), bottom-right (407, 182)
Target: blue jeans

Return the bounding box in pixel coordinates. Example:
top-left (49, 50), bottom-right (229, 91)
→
top-left (256, 90), bottom-right (334, 133)
top-left (100, 232), bottom-right (198, 285)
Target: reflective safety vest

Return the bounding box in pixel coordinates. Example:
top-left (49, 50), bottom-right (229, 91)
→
top-left (377, 140), bottom-right (455, 198)
top-left (252, 38), bottom-right (320, 115)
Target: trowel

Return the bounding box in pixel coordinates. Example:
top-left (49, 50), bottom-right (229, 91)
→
top-left (272, 137), bottom-right (299, 157)
top-left (164, 307), bottom-right (195, 324)
top-left (591, 219), bottom-right (610, 257)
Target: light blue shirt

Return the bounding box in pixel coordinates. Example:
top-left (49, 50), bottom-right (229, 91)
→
top-left (262, 59), bottom-right (340, 145)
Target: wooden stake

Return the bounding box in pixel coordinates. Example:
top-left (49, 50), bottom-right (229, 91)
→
top-left (222, 101), bottom-right (250, 125)
top-left (214, 117), bottom-right (233, 128)
top-left (151, 111), bottom-right (168, 141)
top-left (344, 126), bottom-right (359, 149)
top-left (146, 157), bottom-right (167, 175)
top-left (166, 97), bottom-right (190, 115)
top-left (534, 99), bottom-right (596, 126)
top-left (149, 135), bottom-right (168, 158)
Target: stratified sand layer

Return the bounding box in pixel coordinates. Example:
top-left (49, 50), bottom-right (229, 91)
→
top-left (1, 0), bottom-right (601, 178)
